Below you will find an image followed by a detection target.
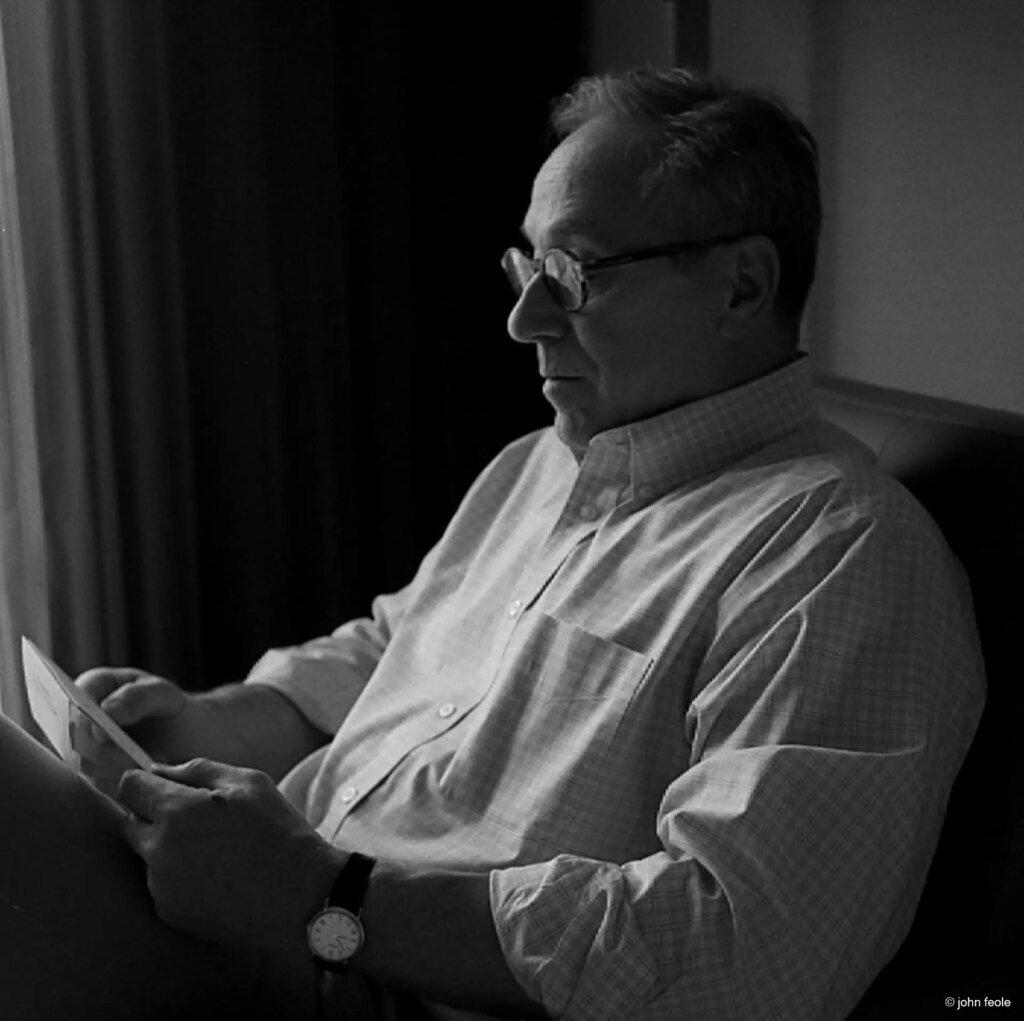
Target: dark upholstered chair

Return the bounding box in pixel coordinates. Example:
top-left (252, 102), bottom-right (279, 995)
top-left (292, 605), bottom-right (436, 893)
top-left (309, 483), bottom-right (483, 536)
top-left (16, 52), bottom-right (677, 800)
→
top-left (815, 376), bottom-right (1024, 1016)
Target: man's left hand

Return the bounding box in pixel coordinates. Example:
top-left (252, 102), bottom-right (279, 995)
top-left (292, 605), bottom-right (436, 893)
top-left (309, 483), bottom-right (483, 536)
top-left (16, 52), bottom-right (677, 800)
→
top-left (118, 758), bottom-right (342, 952)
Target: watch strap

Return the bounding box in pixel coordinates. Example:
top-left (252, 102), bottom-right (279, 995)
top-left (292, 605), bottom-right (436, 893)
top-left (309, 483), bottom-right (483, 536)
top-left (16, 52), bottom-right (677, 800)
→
top-left (325, 851), bottom-right (375, 914)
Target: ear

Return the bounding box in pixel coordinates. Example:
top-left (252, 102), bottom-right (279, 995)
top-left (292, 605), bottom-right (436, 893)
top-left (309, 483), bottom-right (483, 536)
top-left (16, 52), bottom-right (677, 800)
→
top-left (717, 235), bottom-right (780, 338)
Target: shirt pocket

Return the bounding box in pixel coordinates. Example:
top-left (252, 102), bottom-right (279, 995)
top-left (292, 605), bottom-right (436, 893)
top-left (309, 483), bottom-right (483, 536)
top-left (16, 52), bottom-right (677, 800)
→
top-left (439, 613), bottom-right (654, 849)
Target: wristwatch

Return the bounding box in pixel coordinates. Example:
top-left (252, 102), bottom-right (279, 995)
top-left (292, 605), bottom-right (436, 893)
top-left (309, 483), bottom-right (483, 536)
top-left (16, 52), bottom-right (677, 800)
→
top-left (307, 851), bottom-right (376, 971)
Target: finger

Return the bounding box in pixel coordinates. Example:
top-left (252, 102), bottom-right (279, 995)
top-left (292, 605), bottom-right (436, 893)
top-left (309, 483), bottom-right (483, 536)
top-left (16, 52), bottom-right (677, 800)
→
top-left (69, 710), bottom-right (98, 754)
top-left (70, 711), bottom-right (123, 759)
top-left (118, 767), bottom-right (202, 822)
top-left (75, 667), bottom-right (146, 703)
top-left (121, 809), bottom-right (153, 859)
top-left (100, 675), bottom-right (185, 727)
top-left (66, 709), bottom-right (112, 751)
top-left (153, 757), bottom-right (249, 792)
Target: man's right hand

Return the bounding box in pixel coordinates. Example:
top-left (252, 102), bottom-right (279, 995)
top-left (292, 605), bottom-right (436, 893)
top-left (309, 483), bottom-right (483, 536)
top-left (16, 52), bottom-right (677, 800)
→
top-left (74, 668), bottom-right (212, 797)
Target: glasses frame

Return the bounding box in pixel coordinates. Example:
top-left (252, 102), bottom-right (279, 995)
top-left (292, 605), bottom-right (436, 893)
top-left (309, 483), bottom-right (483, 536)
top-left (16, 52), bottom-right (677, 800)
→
top-left (502, 231), bottom-right (751, 312)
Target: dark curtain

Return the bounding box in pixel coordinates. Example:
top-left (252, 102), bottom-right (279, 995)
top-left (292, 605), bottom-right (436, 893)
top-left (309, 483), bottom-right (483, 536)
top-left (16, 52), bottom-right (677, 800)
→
top-left (99, 2), bottom-right (585, 686)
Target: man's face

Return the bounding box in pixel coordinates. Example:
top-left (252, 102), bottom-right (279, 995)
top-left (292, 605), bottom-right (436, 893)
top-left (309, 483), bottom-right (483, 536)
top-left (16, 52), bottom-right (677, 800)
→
top-left (509, 116), bottom-right (733, 453)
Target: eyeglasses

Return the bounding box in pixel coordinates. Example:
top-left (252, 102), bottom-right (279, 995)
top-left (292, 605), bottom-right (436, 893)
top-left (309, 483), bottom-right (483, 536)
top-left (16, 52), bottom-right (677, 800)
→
top-left (501, 232), bottom-right (749, 312)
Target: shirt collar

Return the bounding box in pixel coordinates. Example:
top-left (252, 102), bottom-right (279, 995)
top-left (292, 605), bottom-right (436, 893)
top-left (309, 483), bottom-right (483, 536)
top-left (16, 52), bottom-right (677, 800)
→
top-left (578, 355), bottom-right (816, 500)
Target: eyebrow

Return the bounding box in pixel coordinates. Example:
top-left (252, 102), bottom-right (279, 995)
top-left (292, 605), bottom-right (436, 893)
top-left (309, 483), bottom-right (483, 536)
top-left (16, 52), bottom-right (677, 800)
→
top-left (519, 218), bottom-right (614, 249)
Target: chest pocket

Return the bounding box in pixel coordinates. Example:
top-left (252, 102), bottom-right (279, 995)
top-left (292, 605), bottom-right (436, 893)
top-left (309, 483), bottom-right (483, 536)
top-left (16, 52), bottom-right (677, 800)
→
top-left (439, 613), bottom-right (654, 849)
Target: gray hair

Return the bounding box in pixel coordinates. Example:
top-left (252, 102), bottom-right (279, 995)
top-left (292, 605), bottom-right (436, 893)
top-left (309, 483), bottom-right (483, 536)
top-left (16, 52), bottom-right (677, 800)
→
top-left (551, 67), bottom-right (822, 322)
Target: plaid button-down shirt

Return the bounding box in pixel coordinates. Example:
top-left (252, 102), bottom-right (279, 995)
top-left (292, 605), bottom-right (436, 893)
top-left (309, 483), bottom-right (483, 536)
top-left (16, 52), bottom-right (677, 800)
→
top-left (248, 357), bottom-right (984, 1020)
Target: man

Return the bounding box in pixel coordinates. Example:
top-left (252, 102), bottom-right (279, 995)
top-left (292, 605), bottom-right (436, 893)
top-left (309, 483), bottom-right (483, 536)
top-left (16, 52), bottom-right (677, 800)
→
top-left (2, 68), bottom-right (983, 1020)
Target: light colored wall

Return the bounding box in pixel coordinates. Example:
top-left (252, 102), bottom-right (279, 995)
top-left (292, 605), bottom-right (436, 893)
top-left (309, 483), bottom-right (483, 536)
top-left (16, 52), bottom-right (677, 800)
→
top-left (710, 0), bottom-right (1024, 413)
top-left (709, 0), bottom-right (815, 119)
top-left (587, 0), bottom-right (676, 71)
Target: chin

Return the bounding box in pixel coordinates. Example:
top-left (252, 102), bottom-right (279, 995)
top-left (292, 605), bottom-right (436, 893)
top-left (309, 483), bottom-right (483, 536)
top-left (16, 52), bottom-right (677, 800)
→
top-left (553, 411), bottom-right (594, 454)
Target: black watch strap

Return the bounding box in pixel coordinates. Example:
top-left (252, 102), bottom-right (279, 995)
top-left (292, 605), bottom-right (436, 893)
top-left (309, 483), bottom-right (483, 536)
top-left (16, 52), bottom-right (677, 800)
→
top-left (326, 851), bottom-right (375, 913)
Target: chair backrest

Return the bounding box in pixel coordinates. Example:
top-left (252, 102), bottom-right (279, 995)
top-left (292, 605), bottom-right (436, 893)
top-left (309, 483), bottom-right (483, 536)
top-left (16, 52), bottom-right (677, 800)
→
top-left (815, 376), bottom-right (1024, 1007)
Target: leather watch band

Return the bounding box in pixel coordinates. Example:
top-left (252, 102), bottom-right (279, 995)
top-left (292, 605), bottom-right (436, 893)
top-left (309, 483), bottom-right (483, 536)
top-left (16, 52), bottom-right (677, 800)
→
top-left (327, 851), bottom-right (375, 913)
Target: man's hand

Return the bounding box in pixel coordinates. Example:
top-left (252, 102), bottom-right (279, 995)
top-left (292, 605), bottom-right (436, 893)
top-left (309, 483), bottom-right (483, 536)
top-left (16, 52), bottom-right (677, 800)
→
top-left (73, 668), bottom-right (211, 796)
top-left (118, 758), bottom-right (342, 953)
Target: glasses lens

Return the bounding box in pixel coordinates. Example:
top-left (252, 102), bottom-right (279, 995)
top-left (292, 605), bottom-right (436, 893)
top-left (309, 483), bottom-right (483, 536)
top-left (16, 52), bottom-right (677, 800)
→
top-left (501, 248), bottom-right (534, 296)
top-left (542, 250), bottom-right (583, 310)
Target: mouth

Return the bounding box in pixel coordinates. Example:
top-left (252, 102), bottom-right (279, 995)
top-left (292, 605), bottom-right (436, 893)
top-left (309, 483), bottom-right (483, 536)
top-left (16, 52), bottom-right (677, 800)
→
top-left (542, 376), bottom-right (586, 402)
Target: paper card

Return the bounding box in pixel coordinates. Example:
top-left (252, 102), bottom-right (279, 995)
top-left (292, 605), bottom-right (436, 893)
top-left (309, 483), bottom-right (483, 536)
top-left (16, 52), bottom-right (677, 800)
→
top-left (21, 637), bottom-right (155, 771)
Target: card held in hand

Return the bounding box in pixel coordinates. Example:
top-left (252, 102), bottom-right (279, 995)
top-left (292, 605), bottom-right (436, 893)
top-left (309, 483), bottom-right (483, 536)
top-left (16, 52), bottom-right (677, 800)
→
top-left (21, 637), bottom-right (155, 771)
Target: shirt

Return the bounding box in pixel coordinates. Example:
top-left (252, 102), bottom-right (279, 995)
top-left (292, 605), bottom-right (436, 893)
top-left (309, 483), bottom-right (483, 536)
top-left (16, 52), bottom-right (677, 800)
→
top-left (246, 357), bottom-right (985, 1020)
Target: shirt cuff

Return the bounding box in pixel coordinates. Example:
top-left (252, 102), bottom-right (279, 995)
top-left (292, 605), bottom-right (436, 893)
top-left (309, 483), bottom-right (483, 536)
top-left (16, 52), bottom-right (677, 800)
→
top-left (489, 857), bottom-right (660, 1020)
top-left (243, 637), bottom-right (373, 736)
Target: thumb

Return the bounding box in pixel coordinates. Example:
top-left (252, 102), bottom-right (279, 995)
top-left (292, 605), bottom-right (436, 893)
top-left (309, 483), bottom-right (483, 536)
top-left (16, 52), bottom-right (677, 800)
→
top-left (102, 675), bottom-right (186, 727)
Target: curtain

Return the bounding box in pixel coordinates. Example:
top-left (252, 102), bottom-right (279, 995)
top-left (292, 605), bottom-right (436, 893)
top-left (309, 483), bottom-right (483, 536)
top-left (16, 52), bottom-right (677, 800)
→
top-left (0, 2), bottom-right (50, 723)
top-left (0, 0), bottom-right (152, 720)
top-left (0, 0), bottom-right (585, 713)
top-left (162, 2), bottom-right (587, 684)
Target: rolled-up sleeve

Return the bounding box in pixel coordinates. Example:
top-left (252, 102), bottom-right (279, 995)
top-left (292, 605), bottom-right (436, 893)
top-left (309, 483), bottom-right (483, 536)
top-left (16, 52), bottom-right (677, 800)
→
top-left (243, 586), bottom-right (411, 736)
top-left (490, 509), bottom-right (985, 1020)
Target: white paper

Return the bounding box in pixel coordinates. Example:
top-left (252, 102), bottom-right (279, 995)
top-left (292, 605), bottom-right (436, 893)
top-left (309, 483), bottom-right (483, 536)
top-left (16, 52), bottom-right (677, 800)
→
top-left (22, 637), bottom-right (155, 771)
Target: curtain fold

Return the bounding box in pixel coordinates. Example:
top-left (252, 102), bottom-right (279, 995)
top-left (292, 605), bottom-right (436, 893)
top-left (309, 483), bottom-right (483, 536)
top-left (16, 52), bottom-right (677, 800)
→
top-left (0, 0), bottom-right (585, 714)
top-left (0, 1), bottom-right (51, 722)
top-left (0, 0), bottom-right (200, 716)
top-left (57, 0), bottom-right (202, 678)
top-left (0, 0), bottom-right (128, 720)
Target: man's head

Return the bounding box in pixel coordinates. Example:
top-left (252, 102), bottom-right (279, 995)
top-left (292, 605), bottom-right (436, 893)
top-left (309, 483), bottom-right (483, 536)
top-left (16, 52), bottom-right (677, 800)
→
top-left (505, 67), bottom-right (822, 453)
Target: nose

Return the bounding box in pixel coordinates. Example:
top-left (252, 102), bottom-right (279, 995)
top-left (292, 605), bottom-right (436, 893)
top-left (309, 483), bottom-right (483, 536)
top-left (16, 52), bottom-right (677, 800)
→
top-left (506, 273), bottom-right (569, 345)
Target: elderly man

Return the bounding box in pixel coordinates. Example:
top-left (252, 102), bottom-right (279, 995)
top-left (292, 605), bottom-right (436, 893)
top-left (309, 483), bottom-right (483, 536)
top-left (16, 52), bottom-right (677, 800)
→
top-left (0, 67), bottom-right (983, 1020)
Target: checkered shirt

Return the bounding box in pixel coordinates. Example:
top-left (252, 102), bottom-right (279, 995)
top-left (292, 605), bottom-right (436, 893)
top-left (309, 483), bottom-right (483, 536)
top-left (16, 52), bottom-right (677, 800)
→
top-left (247, 357), bottom-right (984, 1020)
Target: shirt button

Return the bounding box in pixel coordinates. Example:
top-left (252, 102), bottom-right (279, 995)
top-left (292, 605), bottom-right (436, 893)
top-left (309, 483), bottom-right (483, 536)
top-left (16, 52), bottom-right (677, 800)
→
top-left (340, 786), bottom-right (358, 803)
top-left (580, 503), bottom-right (599, 521)
top-left (437, 702), bottom-right (456, 719)
top-left (509, 599), bottom-right (522, 616)
top-left (637, 484), bottom-right (655, 500)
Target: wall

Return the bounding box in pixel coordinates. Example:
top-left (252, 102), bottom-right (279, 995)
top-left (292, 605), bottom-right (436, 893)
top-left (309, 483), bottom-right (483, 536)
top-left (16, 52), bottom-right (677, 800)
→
top-left (589, 0), bottom-right (1024, 414)
top-left (711, 0), bottom-right (1024, 414)
top-left (588, 0), bottom-right (675, 70)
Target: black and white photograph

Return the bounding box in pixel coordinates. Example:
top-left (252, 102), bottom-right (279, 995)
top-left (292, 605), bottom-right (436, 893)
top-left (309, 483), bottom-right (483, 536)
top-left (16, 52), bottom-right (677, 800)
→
top-left (0, 2), bottom-right (1020, 1018)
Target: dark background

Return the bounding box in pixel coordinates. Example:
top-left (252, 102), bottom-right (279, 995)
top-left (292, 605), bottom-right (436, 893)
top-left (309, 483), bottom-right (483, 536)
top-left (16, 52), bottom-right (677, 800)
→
top-left (92, 2), bottom-right (586, 685)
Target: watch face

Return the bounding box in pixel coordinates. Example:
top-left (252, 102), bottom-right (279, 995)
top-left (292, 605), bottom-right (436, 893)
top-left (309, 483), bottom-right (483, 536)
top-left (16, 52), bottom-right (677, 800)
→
top-left (308, 907), bottom-right (364, 963)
